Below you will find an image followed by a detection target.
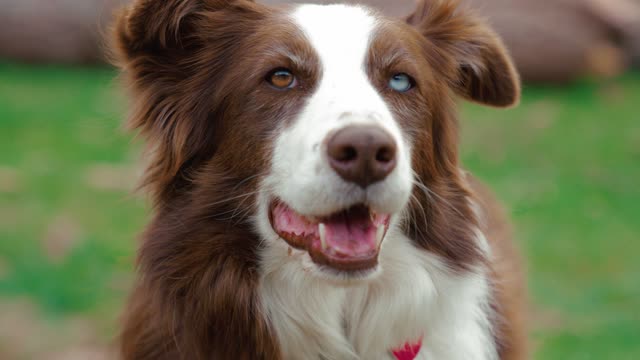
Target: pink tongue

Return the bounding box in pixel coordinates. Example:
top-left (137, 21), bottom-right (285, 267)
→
top-left (324, 214), bottom-right (377, 258)
top-left (271, 202), bottom-right (381, 259)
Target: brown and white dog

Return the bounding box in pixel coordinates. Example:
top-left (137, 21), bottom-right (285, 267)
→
top-left (112, 0), bottom-right (527, 359)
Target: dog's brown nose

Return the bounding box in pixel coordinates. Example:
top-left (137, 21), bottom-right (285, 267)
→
top-left (327, 125), bottom-right (397, 188)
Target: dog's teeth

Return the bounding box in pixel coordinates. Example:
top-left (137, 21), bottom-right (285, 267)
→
top-left (319, 223), bottom-right (327, 250)
top-left (376, 225), bottom-right (385, 247)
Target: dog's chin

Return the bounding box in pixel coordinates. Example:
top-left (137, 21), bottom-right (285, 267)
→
top-left (306, 259), bottom-right (384, 285)
top-left (268, 199), bottom-right (392, 282)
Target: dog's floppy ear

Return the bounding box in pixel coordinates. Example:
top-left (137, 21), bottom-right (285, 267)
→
top-left (114, 0), bottom-right (254, 59)
top-left (111, 0), bottom-right (258, 201)
top-left (408, 0), bottom-right (520, 107)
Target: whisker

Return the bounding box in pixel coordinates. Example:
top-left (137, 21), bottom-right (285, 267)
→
top-left (408, 193), bottom-right (428, 240)
top-left (231, 196), bottom-right (258, 225)
top-left (411, 176), bottom-right (466, 218)
top-left (199, 189), bottom-right (260, 209)
top-left (199, 190), bottom-right (262, 222)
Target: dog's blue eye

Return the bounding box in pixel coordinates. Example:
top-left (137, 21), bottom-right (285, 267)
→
top-left (389, 73), bottom-right (413, 92)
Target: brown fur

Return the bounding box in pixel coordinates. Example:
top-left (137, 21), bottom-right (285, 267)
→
top-left (468, 175), bottom-right (529, 360)
top-left (112, 0), bottom-right (527, 358)
top-left (369, 0), bottom-right (520, 271)
top-left (112, 1), bottom-right (309, 358)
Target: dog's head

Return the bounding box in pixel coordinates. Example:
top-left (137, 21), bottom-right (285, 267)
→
top-left (114, 0), bottom-right (519, 281)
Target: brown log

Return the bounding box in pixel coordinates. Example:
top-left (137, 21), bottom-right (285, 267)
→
top-left (0, 0), bottom-right (128, 64)
top-left (0, 0), bottom-right (637, 83)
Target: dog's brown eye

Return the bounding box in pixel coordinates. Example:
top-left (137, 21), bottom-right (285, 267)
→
top-left (267, 69), bottom-right (296, 89)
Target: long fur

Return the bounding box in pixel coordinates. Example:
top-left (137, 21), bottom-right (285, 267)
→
top-left (112, 1), bottom-right (527, 359)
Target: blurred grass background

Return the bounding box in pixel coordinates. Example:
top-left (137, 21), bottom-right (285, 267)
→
top-left (0, 61), bottom-right (639, 359)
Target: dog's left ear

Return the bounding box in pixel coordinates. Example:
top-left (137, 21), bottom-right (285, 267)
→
top-left (408, 0), bottom-right (520, 107)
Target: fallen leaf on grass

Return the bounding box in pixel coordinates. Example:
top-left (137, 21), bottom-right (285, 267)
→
top-left (41, 214), bottom-right (83, 263)
top-left (598, 83), bottom-right (627, 104)
top-left (0, 299), bottom-right (112, 360)
top-left (530, 305), bottom-right (567, 331)
top-left (49, 346), bottom-right (113, 360)
top-left (0, 206), bottom-right (21, 229)
top-left (0, 166), bottom-right (20, 193)
top-left (524, 100), bottom-right (558, 131)
top-left (84, 163), bottom-right (140, 192)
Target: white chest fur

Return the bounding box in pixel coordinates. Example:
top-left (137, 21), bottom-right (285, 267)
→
top-left (259, 228), bottom-right (499, 360)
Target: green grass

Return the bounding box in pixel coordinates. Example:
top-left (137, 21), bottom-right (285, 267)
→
top-left (0, 63), bottom-right (146, 331)
top-left (1, 61), bottom-right (639, 359)
top-left (461, 74), bottom-right (640, 359)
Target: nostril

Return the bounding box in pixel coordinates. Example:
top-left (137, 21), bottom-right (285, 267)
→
top-left (376, 146), bottom-right (394, 163)
top-left (336, 145), bottom-right (358, 162)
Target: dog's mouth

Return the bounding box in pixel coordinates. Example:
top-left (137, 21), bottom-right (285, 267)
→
top-left (269, 200), bottom-right (391, 272)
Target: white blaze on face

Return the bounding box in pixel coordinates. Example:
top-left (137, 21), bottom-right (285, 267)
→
top-left (266, 4), bottom-right (413, 217)
top-left (258, 6), bottom-right (498, 358)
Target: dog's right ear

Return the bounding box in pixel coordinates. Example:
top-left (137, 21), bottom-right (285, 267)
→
top-left (114, 0), bottom-right (253, 60)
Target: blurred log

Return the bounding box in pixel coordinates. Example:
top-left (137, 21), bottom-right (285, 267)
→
top-left (0, 0), bottom-right (414, 64)
top-left (585, 0), bottom-right (640, 66)
top-left (0, 0), bottom-right (126, 64)
top-left (461, 0), bottom-right (639, 83)
top-left (0, 0), bottom-right (637, 84)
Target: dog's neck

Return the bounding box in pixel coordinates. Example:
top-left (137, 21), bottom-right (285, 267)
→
top-left (259, 219), bottom-right (497, 360)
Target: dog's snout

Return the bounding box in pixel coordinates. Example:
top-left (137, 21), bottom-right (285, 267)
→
top-left (327, 125), bottom-right (397, 188)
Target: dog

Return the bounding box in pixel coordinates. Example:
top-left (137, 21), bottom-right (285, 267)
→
top-left (112, 0), bottom-right (527, 359)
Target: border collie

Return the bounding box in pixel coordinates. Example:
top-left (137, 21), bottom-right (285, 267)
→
top-left (112, 0), bottom-right (527, 359)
